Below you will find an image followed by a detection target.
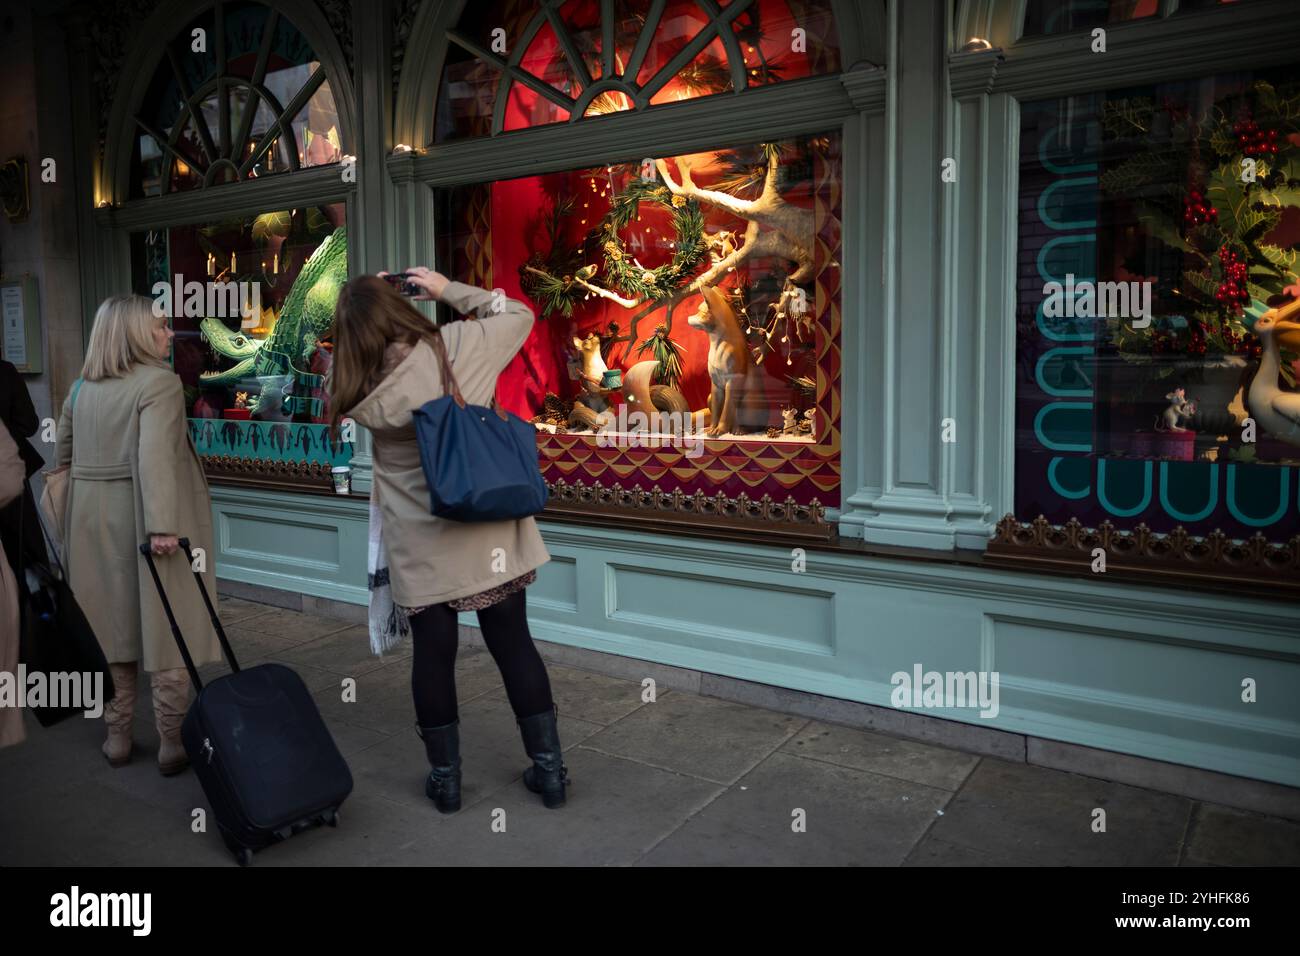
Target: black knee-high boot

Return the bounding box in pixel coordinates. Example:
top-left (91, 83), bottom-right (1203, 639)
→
top-left (517, 705), bottom-right (567, 809)
top-left (416, 720), bottom-right (462, 813)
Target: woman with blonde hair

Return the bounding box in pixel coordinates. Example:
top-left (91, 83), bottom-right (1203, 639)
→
top-left (331, 269), bottom-right (564, 812)
top-left (55, 294), bottom-right (222, 773)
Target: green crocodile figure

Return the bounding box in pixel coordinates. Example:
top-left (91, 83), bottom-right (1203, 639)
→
top-left (200, 225), bottom-right (348, 413)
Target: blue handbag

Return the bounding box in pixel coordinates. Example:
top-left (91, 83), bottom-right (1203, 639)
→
top-left (411, 329), bottom-right (549, 522)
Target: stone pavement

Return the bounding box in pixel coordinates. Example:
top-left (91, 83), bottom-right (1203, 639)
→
top-left (2, 596), bottom-right (1298, 867)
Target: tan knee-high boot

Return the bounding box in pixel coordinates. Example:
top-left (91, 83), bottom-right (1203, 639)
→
top-left (150, 669), bottom-right (192, 776)
top-left (102, 662), bottom-right (138, 767)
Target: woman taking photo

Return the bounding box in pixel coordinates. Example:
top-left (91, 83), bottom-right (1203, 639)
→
top-left (330, 268), bottom-right (565, 812)
top-left (55, 294), bottom-right (221, 774)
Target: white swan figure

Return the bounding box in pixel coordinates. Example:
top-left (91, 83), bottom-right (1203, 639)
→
top-left (1247, 297), bottom-right (1300, 446)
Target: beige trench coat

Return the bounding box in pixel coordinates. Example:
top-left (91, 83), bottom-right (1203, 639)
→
top-left (0, 424), bottom-right (25, 747)
top-left (55, 364), bottom-right (221, 673)
top-left (348, 281), bottom-right (550, 608)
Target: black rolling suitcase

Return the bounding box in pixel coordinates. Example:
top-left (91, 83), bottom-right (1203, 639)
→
top-left (140, 538), bottom-right (353, 866)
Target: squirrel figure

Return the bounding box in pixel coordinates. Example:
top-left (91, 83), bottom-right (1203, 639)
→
top-left (1155, 387), bottom-right (1197, 433)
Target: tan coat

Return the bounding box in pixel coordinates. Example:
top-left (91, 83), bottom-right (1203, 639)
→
top-left (0, 424), bottom-right (25, 747)
top-left (348, 281), bottom-right (550, 608)
top-left (55, 364), bottom-right (221, 673)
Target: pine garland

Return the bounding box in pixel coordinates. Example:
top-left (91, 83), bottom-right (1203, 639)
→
top-left (600, 178), bottom-right (709, 300)
top-left (634, 323), bottom-right (686, 389)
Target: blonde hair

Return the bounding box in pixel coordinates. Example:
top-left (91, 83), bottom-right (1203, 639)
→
top-left (81, 294), bottom-right (169, 381)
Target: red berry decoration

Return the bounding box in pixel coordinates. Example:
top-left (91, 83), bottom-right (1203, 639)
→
top-left (1214, 247), bottom-right (1249, 315)
top-left (1182, 187), bottom-right (1218, 228)
top-left (1234, 118), bottom-right (1280, 158)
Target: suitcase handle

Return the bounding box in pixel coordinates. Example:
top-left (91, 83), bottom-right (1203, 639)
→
top-left (139, 538), bottom-right (241, 693)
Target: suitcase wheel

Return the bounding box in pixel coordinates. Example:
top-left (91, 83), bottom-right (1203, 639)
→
top-left (234, 847), bottom-right (253, 867)
top-left (325, 809), bottom-right (339, 828)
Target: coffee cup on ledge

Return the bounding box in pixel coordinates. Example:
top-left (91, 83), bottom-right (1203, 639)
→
top-left (331, 466), bottom-right (351, 495)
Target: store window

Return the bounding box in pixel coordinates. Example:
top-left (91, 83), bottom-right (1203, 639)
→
top-left (1021, 0), bottom-right (1159, 37)
top-left (119, 1), bottom-right (352, 491)
top-left (131, 206), bottom-right (350, 485)
top-left (436, 0), bottom-right (842, 142)
top-left (1015, 67), bottom-right (1300, 544)
top-left (436, 132), bottom-right (842, 521)
top-left (429, 0), bottom-right (845, 529)
top-left (131, 1), bottom-right (341, 198)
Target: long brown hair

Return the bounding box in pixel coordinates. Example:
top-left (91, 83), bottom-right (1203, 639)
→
top-left (328, 275), bottom-right (442, 429)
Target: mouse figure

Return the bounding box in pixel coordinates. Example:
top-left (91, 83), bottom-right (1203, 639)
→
top-left (781, 407), bottom-right (799, 434)
top-left (690, 285), bottom-right (751, 437)
top-left (1155, 387), bottom-right (1197, 432)
top-left (799, 407), bottom-right (815, 435)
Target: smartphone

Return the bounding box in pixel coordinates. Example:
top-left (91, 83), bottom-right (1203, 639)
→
top-left (382, 272), bottom-right (420, 296)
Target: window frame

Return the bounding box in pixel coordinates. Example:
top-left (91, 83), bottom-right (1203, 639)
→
top-left (957, 0), bottom-right (1300, 596)
top-left (392, 0), bottom-right (884, 540)
top-left (95, 0), bottom-right (359, 495)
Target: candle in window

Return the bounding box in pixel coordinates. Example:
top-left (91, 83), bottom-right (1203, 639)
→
top-left (273, 252), bottom-right (278, 273)
top-left (230, 251), bottom-right (236, 273)
top-left (207, 253), bottom-right (215, 276)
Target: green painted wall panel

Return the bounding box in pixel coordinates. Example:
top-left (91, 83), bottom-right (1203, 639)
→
top-left (208, 486), bottom-right (1300, 787)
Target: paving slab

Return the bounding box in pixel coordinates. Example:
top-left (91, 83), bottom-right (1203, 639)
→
top-left (373, 748), bottom-right (724, 867)
top-left (274, 624), bottom-right (397, 677)
top-left (638, 750), bottom-right (952, 866)
top-left (225, 605), bottom-right (354, 644)
top-left (782, 721), bottom-right (980, 792)
top-left (7, 597), bottom-right (1298, 868)
top-left (487, 663), bottom-right (653, 726)
top-left (924, 757), bottom-right (1191, 866)
top-left (215, 595), bottom-right (281, 626)
top-left (221, 623), bottom-right (317, 662)
top-left (342, 694), bottom-right (603, 817)
top-left (254, 792), bottom-right (445, 868)
top-left (580, 691), bottom-right (806, 785)
top-left (1182, 803), bottom-right (1300, 867)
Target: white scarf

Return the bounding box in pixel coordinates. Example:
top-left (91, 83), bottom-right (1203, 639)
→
top-left (367, 491), bottom-right (410, 656)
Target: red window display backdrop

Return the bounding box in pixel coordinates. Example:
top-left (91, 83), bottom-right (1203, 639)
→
top-left (436, 0), bottom-right (842, 142)
top-left (438, 134), bottom-right (842, 511)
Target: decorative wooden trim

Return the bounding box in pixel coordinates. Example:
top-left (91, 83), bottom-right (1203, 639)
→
top-left (404, 74), bottom-right (857, 187)
top-left (990, 0), bottom-right (1300, 101)
top-left (985, 514), bottom-right (1300, 598)
top-left (542, 478), bottom-right (833, 542)
top-left (947, 48), bottom-right (1004, 100)
top-left (840, 65), bottom-right (888, 113)
top-left (100, 164), bottom-right (355, 230)
top-left (200, 454), bottom-right (336, 494)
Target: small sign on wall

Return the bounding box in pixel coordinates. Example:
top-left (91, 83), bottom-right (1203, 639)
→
top-left (0, 275), bottom-right (41, 374)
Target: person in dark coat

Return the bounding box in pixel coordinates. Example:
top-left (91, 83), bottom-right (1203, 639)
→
top-left (0, 358), bottom-right (48, 574)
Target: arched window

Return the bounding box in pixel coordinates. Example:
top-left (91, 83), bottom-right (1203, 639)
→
top-left (397, 0), bottom-right (863, 531)
top-left (130, 1), bottom-right (341, 197)
top-left (102, 1), bottom-right (355, 492)
top-left (436, 0), bottom-right (842, 141)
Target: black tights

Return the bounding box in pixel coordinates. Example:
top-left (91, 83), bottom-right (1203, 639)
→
top-left (408, 588), bottom-right (554, 728)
